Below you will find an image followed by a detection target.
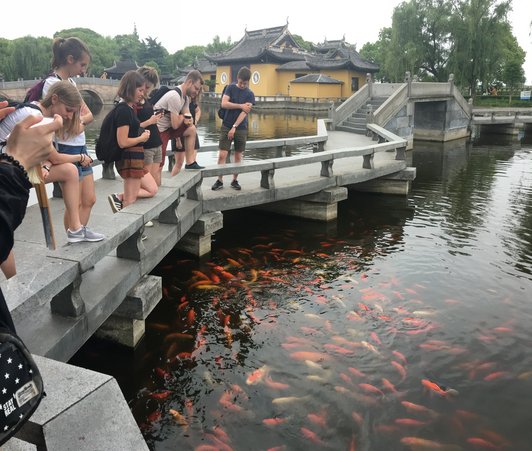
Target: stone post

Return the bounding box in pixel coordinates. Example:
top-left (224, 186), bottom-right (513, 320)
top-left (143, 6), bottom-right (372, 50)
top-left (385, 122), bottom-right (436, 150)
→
top-left (366, 73), bottom-right (373, 98)
top-left (405, 71), bottom-right (412, 97)
top-left (448, 73), bottom-right (455, 96)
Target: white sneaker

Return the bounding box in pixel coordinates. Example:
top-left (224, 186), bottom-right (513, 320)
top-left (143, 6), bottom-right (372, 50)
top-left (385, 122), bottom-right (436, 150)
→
top-left (144, 220), bottom-right (154, 227)
top-left (67, 226), bottom-right (105, 243)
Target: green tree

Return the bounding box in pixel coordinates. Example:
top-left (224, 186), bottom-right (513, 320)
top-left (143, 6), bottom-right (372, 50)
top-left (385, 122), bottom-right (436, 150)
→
top-left (292, 34), bottom-right (314, 52)
top-left (383, 0), bottom-right (453, 82)
top-left (205, 36), bottom-right (233, 55)
top-left (360, 27), bottom-right (391, 82)
top-left (448, 0), bottom-right (511, 98)
top-left (10, 37), bottom-right (51, 79)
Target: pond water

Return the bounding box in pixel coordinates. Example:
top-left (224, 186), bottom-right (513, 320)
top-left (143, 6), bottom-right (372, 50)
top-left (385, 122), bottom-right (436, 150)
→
top-left (71, 124), bottom-right (532, 450)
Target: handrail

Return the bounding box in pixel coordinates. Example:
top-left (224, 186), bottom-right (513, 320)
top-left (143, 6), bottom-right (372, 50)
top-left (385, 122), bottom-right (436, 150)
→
top-left (331, 83), bottom-right (370, 127)
top-left (372, 84), bottom-right (408, 126)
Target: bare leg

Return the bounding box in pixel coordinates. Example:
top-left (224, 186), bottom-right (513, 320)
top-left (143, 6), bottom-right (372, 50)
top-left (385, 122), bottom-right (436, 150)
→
top-left (137, 172), bottom-right (158, 199)
top-left (1, 251), bottom-right (16, 279)
top-left (47, 163), bottom-right (83, 231)
top-left (216, 149), bottom-right (229, 182)
top-left (232, 151), bottom-right (243, 181)
top-left (149, 162), bottom-right (161, 186)
top-left (79, 173), bottom-right (96, 226)
top-left (122, 178), bottom-right (142, 208)
top-left (183, 125), bottom-right (197, 165)
top-left (171, 152), bottom-right (185, 176)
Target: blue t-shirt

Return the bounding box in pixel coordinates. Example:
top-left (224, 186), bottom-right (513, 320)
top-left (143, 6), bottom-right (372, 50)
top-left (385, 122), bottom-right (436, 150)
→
top-left (222, 83), bottom-right (255, 130)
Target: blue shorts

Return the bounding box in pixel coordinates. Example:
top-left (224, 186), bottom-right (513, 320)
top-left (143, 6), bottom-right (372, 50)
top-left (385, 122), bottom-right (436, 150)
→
top-left (56, 143), bottom-right (93, 178)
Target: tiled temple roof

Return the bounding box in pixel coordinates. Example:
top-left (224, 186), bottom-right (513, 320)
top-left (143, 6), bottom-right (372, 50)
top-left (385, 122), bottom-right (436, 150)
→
top-left (290, 73), bottom-right (343, 84)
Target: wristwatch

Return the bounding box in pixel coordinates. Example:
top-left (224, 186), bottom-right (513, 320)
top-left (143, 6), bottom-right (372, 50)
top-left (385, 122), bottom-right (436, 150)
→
top-left (232, 124), bottom-right (237, 128)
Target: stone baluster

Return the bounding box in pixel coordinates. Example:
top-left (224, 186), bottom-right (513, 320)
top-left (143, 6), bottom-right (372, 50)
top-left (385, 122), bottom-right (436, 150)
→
top-left (405, 71), bottom-right (412, 97)
top-left (366, 73), bottom-right (373, 98)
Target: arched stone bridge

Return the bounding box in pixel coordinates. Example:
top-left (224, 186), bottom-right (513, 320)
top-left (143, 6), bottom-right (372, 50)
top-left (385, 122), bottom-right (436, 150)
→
top-left (0, 77), bottom-right (120, 109)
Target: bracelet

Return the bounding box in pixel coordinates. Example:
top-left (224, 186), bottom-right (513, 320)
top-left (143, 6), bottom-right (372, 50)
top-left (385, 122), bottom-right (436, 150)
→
top-left (0, 153), bottom-right (29, 182)
top-left (42, 164), bottom-right (51, 172)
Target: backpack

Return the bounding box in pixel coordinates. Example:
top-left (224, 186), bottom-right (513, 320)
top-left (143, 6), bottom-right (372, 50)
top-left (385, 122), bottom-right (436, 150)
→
top-left (23, 73), bottom-right (61, 103)
top-left (95, 102), bottom-right (130, 163)
top-left (0, 322), bottom-right (45, 446)
top-left (217, 85), bottom-right (229, 120)
top-left (148, 86), bottom-right (182, 107)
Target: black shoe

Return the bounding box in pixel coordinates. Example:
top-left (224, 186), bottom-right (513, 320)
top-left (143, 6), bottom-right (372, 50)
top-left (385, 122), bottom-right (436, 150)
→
top-left (212, 180), bottom-right (224, 191)
top-left (231, 180), bottom-right (241, 190)
top-left (185, 161), bottom-right (204, 170)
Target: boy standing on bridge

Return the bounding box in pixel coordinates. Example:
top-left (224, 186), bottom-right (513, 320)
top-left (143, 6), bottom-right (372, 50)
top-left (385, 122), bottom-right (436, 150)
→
top-left (212, 66), bottom-right (255, 191)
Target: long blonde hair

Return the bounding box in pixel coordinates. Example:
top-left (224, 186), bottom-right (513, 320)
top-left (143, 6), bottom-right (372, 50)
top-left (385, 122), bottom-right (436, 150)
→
top-left (40, 81), bottom-right (82, 138)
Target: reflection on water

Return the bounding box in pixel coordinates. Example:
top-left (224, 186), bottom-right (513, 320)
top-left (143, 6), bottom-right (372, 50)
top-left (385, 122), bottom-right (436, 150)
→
top-left (71, 129), bottom-right (532, 450)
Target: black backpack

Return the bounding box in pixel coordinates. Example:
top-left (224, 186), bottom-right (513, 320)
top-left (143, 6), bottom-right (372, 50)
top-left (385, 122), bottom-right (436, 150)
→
top-left (217, 85), bottom-right (229, 120)
top-left (95, 102), bottom-right (130, 163)
top-left (23, 73), bottom-right (61, 103)
top-left (149, 86), bottom-right (182, 107)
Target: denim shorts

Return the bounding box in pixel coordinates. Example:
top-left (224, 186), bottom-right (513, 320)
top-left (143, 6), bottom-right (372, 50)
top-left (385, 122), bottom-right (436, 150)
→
top-left (56, 143), bottom-right (93, 178)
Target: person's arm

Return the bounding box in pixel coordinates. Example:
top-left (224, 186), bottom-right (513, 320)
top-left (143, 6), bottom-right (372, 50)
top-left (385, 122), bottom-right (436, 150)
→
top-left (194, 104), bottom-right (201, 124)
top-left (228, 111), bottom-right (248, 137)
top-left (116, 125), bottom-right (150, 149)
top-left (47, 146), bottom-right (92, 167)
top-left (221, 94), bottom-right (252, 114)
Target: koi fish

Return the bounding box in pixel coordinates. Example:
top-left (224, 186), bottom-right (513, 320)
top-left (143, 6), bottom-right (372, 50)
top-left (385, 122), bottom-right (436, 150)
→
top-left (272, 396), bottom-right (309, 405)
top-left (262, 417), bottom-right (288, 426)
top-left (483, 371), bottom-right (509, 381)
top-left (391, 360), bottom-right (407, 382)
top-left (307, 412), bottom-right (327, 428)
top-left (300, 427), bottom-right (325, 446)
top-left (401, 401), bottom-right (439, 419)
top-left (395, 418), bottom-right (429, 427)
top-left (466, 437), bottom-right (499, 450)
top-left (246, 365), bottom-right (269, 385)
top-left (400, 437), bottom-right (462, 450)
top-left (168, 409), bottom-right (188, 426)
top-left (359, 383), bottom-right (384, 397)
top-left (382, 378), bottom-right (398, 393)
top-left (392, 350), bottom-right (408, 365)
top-left (149, 390), bottom-right (173, 400)
top-left (289, 351), bottom-right (330, 362)
top-left (264, 376), bottom-right (290, 390)
top-left (323, 343), bottom-right (355, 355)
top-left (348, 367), bottom-right (366, 378)
top-left (421, 379), bottom-right (459, 397)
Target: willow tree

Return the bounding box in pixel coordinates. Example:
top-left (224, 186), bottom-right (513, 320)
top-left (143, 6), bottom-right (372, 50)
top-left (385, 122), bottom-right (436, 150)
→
top-left (9, 37), bottom-right (51, 79)
top-left (448, 0), bottom-right (512, 98)
top-left (383, 0), bottom-right (453, 81)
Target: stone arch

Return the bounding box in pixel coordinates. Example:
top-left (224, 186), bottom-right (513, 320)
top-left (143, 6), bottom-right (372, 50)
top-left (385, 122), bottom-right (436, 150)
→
top-left (79, 89), bottom-right (104, 115)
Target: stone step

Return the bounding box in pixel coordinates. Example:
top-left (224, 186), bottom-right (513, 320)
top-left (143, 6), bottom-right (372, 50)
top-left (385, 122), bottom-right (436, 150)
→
top-left (336, 125), bottom-right (367, 134)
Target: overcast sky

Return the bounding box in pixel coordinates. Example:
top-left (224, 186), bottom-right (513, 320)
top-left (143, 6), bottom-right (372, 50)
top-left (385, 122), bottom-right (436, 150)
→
top-left (3, 0), bottom-right (531, 83)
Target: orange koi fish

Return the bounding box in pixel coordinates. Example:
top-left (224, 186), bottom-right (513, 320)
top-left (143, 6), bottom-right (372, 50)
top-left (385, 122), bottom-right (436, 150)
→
top-left (289, 351), bottom-right (330, 362)
top-left (149, 390), bottom-right (173, 400)
top-left (348, 367), bottom-right (366, 378)
top-left (400, 437), bottom-right (462, 450)
top-left (421, 379), bottom-right (459, 397)
top-left (300, 427), bottom-right (325, 446)
top-left (187, 309), bottom-right (196, 325)
top-left (349, 434), bottom-right (357, 451)
top-left (395, 418), bottom-right (429, 427)
top-left (323, 343), bottom-right (355, 355)
top-left (262, 417), bottom-right (288, 426)
top-left (391, 360), bottom-right (407, 382)
top-left (307, 411), bottom-right (327, 428)
top-left (359, 383), bottom-right (384, 397)
top-left (351, 411), bottom-right (364, 425)
top-left (264, 376), bottom-right (290, 390)
top-left (401, 401), bottom-right (439, 419)
top-left (382, 378), bottom-right (398, 393)
top-left (226, 258), bottom-right (242, 267)
top-left (168, 409), bottom-right (188, 426)
top-left (483, 371), bottom-right (509, 381)
top-left (392, 350), bottom-right (408, 365)
top-left (466, 437), bottom-right (499, 450)
top-left (370, 332), bottom-right (382, 345)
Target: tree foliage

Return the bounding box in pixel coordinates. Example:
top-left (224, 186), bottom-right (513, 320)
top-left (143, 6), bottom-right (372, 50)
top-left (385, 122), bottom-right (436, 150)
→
top-left (361, 0), bottom-right (525, 94)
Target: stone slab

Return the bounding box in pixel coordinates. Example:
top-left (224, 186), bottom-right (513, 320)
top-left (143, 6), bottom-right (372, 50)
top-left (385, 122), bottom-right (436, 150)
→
top-left (113, 275), bottom-right (162, 320)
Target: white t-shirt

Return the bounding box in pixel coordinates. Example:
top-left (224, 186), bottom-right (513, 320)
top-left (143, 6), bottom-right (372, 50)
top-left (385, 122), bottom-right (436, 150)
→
top-left (0, 105), bottom-right (42, 144)
top-left (155, 88), bottom-right (189, 132)
top-left (42, 75), bottom-right (85, 146)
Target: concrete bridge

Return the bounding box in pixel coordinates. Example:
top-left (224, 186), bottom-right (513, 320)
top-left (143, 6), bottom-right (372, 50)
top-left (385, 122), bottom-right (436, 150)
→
top-left (2, 121), bottom-right (412, 448)
top-left (330, 73), bottom-right (532, 146)
top-left (0, 77), bottom-right (120, 109)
